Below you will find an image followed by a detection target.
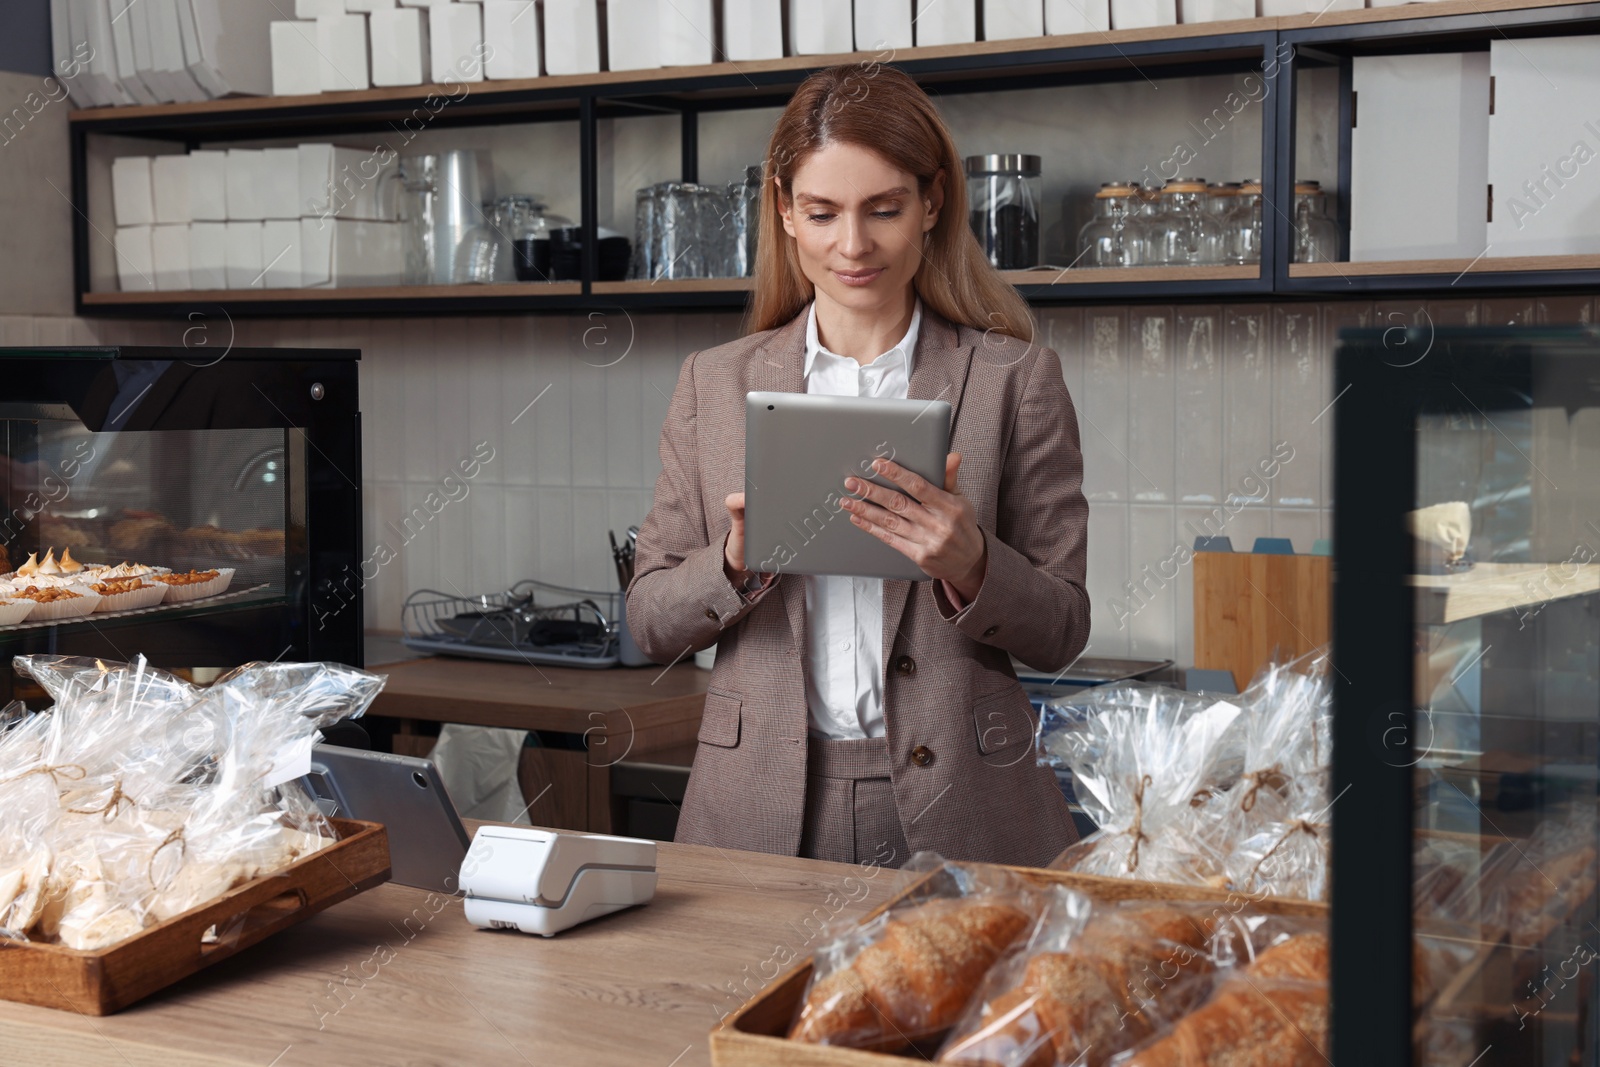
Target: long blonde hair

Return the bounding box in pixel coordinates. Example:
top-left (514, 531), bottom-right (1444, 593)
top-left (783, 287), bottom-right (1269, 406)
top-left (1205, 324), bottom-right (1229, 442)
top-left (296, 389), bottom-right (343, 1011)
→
top-left (744, 63), bottom-right (1035, 344)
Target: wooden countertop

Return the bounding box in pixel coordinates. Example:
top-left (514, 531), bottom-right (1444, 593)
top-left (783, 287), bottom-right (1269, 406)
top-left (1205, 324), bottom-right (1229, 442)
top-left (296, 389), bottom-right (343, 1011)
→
top-left (0, 828), bottom-right (918, 1067)
top-left (371, 656), bottom-right (712, 737)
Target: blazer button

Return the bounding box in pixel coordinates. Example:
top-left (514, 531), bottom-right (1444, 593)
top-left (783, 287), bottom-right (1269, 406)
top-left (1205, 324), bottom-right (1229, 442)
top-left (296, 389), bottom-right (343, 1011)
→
top-left (895, 655), bottom-right (916, 676)
top-left (704, 607), bottom-right (718, 620)
top-left (982, 625), bottom-right (999, 637)
top-left (911, 745), bottom-right (934, 767)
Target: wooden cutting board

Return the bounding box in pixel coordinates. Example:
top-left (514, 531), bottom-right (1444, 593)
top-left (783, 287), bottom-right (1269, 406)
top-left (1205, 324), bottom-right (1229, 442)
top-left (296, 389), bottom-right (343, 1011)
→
top-left (1194, 551), bottom-right (1332, 690)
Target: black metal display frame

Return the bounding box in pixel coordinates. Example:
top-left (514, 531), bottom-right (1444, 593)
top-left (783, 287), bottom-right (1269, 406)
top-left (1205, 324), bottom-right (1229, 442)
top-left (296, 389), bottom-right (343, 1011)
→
top-left (1331, 324), bottom-right (1600, 1066)
top-left (0, 347), bottom-right (362, 695)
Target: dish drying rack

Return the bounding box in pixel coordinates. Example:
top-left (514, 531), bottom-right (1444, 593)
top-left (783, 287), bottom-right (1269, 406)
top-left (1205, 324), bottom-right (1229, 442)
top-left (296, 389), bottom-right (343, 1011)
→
top-left (401, 580), bottom-right (621, 668)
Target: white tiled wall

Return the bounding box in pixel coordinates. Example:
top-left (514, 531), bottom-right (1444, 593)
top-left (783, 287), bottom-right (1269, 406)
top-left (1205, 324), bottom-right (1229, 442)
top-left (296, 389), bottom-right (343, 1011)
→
top-left (1, 292), bottom-right (1593, 666)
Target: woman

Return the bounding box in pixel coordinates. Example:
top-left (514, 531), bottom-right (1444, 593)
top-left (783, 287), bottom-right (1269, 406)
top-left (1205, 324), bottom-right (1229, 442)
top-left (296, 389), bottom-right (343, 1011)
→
top-left (625, 64), bottom-right (1090, 870)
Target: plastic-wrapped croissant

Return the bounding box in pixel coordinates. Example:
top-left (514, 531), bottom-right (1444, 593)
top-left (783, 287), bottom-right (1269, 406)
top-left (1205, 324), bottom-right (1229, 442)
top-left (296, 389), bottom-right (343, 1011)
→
top-left (1120, 932), bottom-right (1329, 1067)
top-left (789, 896), bottom-right (1034, 1052)
top-left (938, 903), bottom-right (1216, 1067)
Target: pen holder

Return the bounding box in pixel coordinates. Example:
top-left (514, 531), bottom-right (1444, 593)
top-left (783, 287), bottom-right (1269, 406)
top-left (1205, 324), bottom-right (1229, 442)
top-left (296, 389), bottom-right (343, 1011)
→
top-left (615, 594), bottom-right (652, 667)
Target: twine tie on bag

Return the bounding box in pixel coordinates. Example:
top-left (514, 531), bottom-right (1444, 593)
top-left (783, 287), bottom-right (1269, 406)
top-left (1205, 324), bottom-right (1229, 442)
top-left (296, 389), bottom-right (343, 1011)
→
top-left (1125, 774), bottom-right (1154, 873)
top-left (1248, 819), bottom-right (1319, 887)
top-left (0, 763), bottom-right (88, 788)
top-left (1239, 767), bottom-right (1283, 813)
top-left (67, 780), bottom-right (135, 820)
top-left (148, 827), bottom-right (188, 886)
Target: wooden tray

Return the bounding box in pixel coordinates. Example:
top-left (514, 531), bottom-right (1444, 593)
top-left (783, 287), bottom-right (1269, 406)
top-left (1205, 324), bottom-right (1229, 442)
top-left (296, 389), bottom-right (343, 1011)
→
top-left (709, 862), bottom-right (1327, 1066)
top-left (0, 817), bottom-right (391, 1015)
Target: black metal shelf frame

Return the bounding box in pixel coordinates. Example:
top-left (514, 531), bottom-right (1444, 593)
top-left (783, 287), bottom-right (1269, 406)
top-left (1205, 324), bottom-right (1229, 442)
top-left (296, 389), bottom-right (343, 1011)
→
top-left (67, 7), bottom-right (1600, 318)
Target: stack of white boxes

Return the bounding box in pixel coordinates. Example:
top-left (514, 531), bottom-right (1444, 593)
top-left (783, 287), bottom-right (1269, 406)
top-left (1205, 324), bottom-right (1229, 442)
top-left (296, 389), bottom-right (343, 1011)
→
top-left (109, 145), bottom-right (403, 291)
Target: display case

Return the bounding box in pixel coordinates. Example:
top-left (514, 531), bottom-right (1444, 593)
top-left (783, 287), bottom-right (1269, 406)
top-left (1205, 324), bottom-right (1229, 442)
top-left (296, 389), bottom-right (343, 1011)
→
top-left (0, 347), bottom-right (361, 699)
top-left (1334, 326), bottom-right (1600, 1065)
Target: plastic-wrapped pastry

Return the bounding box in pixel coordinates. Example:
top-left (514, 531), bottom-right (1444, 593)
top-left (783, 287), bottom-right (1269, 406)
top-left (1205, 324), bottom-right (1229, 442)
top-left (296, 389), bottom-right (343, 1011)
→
top-left (1118, 933), bottom-right (1329, 1067)
top-left (939, 894), bottom-right (1219, 1067)
top-left (0, 654), bottom-right (385, 951)
top-left (789, 860), bottom-right (1041, 1053)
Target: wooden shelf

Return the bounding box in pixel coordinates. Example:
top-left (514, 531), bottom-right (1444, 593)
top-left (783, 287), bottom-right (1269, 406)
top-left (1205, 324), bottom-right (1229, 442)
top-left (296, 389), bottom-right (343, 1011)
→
top-left (81, 282), bottom-right (585, 306)
top-left (1005, 264), bottom-right (1260, 285)
top-left (1411, 562), bottom-right (1600, 626)
top-left (591, 277), bottom-right (756, 295)
top-left (1290, 255), bottom-right (1600, 279)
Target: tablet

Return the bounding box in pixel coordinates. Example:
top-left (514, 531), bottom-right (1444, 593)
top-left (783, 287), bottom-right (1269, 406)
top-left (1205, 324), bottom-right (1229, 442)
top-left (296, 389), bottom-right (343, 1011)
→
top-left (744, 390), bottom-right (953, 581)
top-left (299, 746), bottom-right (472, 894)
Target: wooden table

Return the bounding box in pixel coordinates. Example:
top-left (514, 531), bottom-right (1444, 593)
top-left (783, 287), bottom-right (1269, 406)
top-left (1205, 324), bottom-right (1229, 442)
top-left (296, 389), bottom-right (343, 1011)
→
top-left (0, 828), bottom-right (919, 1067)
top-left (371, 657), bottom-right (709, 835)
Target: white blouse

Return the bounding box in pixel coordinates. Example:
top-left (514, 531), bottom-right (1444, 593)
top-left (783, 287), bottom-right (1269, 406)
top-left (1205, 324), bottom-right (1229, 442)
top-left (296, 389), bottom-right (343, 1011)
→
top-left (800, 297), bottom-right (923, 740)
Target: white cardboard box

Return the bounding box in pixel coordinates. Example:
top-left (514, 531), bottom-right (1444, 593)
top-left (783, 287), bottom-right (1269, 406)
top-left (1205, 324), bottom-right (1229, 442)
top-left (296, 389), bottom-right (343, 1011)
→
top-left (372, 7), bottom-right (432, 84)
top-left (723, 0), bottom-right (783, 59)
top-left (1258, 0), bottom-right (1302, 13)
top-left (296, 0), bottom-right (345, 16)
top-left (259, 147), bottom-right (304, 220)
top-left (1488, 35), bottom-right (1600, 256)
top-left (271, 21), bottom-right (323, 96)
top-left (399, 0), bottom-right (455, 5)
top-left (300, 143), bottom-right (396, 221)
top-left (917, 0), bottom-right (976, 44)
top-left (431, 3), bottom-right (485, 82)
top-left (662, 0), bottom-right (713, 65)
top-left (187, 0), bottom-right (280, 97)
top-left (483, 1), bottom-right (539, 78)
top-left (544, 0), bottom-right (600, 74)
top-left (1179, 0), bottom-right (1251, 20)
top-left (789, 0), bottom-right (851, 54)
top-left (151, 155), bottom-right (191, 224)
top-left (985, 0), bottom-right (1044, 39)
top-left (857, 0), bottom-right (912, 50)
top-left (606, 0), bottom-right (660, 72)
top-left (318, 13), bottom-right (372, 90)
top-left (188, 151), bottom-right (229, 221)
top-left (1350, 53), bottom-right (1489, 261)
top-left (151, 223), bottom-right (192, 291)
top-left (111, 156), bottom-right (155, 227)
top-left (347, 0), bottom-right (397, 9)
top-left (114, 225), bottom-right (156, 292)
top-left (261, 219), bottom-right (304, 288)
top-left (1111, 0), bottom-right (1176, 28)
top-left (189, 221), bottom-right (228, 289)
top-left (225, 220), bottom-right (265, 288)
top-left (1045, 0), bottom-right (1110, 33)
top-left (226, 149), bottom-right (264, 220)
top-left (300, 217), bottom-right (405, 287)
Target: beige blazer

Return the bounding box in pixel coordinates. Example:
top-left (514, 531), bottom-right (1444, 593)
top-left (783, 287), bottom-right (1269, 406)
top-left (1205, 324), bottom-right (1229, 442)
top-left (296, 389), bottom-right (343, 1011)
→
top-left (625, 304), bottom-right (1091, 868)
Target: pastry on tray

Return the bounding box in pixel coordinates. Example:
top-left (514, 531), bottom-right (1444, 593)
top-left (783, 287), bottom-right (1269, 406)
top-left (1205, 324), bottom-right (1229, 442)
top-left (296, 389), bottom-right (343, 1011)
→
top-left (1120, 933), bottom-right (1329, 1067)
top-left (789, 896), bottom-right (1036, 1052)
top-left (5, 584), bottom-right (101, 621)
top-left (150, 567), bottom-right (235, 603)
top-left (938, 902), bottom-right (1217, 1067)
top-left (88, 575), bottom-right (167, 612)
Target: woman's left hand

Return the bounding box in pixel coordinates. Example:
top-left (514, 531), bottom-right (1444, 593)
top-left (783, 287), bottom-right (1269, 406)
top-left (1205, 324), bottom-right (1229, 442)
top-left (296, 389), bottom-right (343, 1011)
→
top-left (843, 452), bottom-right (988, 605)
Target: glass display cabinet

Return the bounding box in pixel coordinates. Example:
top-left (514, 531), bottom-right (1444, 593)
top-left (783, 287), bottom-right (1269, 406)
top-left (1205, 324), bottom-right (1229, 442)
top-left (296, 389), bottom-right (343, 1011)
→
top-left (0, 347), bottom-right (361, 699)
top-left (1335, 326), bottom-right (1600, 1065)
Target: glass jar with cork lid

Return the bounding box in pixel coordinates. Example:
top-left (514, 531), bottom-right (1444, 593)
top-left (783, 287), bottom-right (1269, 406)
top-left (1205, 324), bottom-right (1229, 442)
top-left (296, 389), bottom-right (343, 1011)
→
top-left (1153, 177), bottom-right (1224, 266)
top-left (1078, 182), bottom-right (1148, 268)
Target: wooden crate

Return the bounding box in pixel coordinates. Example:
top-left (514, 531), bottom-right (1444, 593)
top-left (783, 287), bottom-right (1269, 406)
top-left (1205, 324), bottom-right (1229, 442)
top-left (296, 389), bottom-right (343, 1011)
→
top-left (0, 817), bottom-right (390, 1015)
top-left (709, 862), bottom-right (1327, 1066)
